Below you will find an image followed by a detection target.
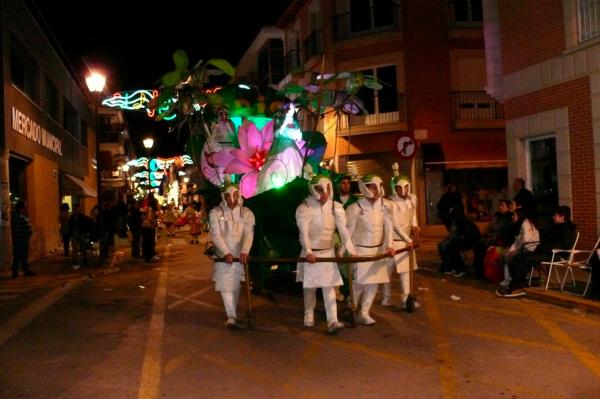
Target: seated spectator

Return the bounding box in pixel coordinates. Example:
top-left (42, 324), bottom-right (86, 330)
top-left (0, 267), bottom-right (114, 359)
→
top-left (438, 208), bottom-right (481, 277)
top-left (496, 205), bottom-right (575, 298)
top-left (472, 199), bottom-right (513, 279)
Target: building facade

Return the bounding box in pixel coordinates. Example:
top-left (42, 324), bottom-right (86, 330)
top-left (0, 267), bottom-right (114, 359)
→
top-left (0, 0), bottom-right (98, 266)
top-left (483, 0), bottom-right (600, 246)
top-left (239, 0), bottom-right (506, 231)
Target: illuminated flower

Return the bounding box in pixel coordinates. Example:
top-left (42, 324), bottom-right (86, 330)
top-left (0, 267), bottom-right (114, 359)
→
top-left (212, 119), bottom-right (274, 198)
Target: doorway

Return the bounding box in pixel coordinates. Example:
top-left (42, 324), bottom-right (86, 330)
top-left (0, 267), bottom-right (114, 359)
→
top-left (527, 135), bottom-right (558, 229)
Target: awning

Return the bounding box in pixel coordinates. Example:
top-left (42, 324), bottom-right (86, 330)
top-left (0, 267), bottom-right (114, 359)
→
top-left (62, 173), bottom-right (97, 198)
top-left (425, 142), bottom-right (507, 169)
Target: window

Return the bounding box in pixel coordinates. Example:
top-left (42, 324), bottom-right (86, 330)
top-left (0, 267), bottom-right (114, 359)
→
top-left (10, 34), bottom-right (39, 102)
top-left (258, 39), bottom-right (284, 85)
top-left (44, 76), bottom-right (60, 122)
top-left (448, 0), bottom-right (483, 28)
top-left (350, 0), bottom-right (395, 32)
top-left (527, 136), bottom-right (558, 229)
top-left (80, 120), bottom-right (88, 147)
top-left (577, 0), bottom-right (600, 42)
top-left (356, 65), bottom-right (398, 114)
top-left (63, 99), bottom-right (79, 138)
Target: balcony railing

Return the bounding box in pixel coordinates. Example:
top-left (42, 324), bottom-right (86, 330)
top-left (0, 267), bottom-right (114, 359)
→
top-left (332, 2), bottom-right (401, 41)
top-left (578, 0), bottom-right (600, 42)
top-left (284, 49), bottom-right (302, 75)
top-left (340, 94), bottom-right (406, 129)
top-left (447, 0), bottom-right (483, 29)
top-left (452, 91), bottom-right (504, 121)
top-left (303, 30), bottom-right (323, 61)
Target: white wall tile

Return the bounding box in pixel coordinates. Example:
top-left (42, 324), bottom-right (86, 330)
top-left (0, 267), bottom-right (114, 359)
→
top-left (562, 55), bottom-right (575, 79)
top-left (555, 107), bottom-right (569, 129)
top-left (551, 58), bottom-right (563, 84)
top-left (574, 49), bottom-right (587, 75)
top-left (528, 113), bottom-right (541, 134)
top-left (591, 71), bottom-right (600, 95)
top-left (586, 45), bottom-right (600, 71)
top-left (592, 96), bottom-right (600, 119)
top-left (540, 60), bottom-right (551, 87)
top-left (540, 110), bottom-right (555, 133)
top-left (529, 64), bottom-right (541, 90)
top-left (556, 128), bottom-right (571, 152)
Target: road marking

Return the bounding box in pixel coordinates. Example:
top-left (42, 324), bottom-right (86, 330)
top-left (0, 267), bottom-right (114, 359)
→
top-left (0, 279), bottom-right (84, 347)
top-left (521, 302), bottom-right (600, 380)
top-left (283, 334), bottom-right (322, 394)
top-left (167, 292), bottom-right (221, 310)
top-left (168, 272), bottom-right (209, 281)
top-left (299, 331), bottom-right (433, 369)
top-left (449, 327), bottom-right (569, 354)
top-left (167, 285), bottom-right (214, 309)
top-left (138, 246), bottom-right (170, 399)
top-left (421, 281), bottom-right (461, 399)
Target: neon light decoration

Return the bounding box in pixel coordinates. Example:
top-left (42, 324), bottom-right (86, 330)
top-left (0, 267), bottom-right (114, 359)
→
top-left (102, 90), bottom-right (158, 117)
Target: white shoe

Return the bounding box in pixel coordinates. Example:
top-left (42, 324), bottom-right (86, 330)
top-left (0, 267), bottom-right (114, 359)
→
top-left (356, 313), bottom-right (376, 326)
top-left (327, 320), bottom-right (344, 334)
top-left (225, 318), bottom-right (238, 329)
top-left (380, 297), bottom-right (392, 307)
top-left (304, 312), bottom-right (315, 327)
top-left (151, 255), bottom-right (160, 262)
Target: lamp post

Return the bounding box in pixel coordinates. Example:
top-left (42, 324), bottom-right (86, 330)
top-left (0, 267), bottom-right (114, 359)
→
top-left (86, 70), bottom-right (106, 262)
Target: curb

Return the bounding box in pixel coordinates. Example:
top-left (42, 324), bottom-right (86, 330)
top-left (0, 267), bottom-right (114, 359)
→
top-left (416, 263), bottom-right (600, 315)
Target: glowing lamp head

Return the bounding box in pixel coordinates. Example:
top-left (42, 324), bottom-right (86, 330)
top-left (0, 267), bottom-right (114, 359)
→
top-left (121, 164), bottom-right (129, 173)
top-left (143, 138), bottom-right (154, 149)
top-left (86, 71), bottom-right (106, 93)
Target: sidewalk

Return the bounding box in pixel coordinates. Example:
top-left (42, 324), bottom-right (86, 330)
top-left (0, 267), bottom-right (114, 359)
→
top-left (0, 236), bottom-right (144, 283)
top-left (416, 233), bottom-right (600, 315)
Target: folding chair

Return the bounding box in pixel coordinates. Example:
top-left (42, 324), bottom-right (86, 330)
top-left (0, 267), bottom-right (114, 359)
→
top-left (560, 237), bottom-right (600, 297)
top-left (529, 232), bottom-right (580, 290)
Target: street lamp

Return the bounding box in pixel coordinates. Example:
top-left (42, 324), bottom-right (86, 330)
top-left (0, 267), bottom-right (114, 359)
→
top-left (86, 70), bottom-right (107, 263)
top-left (143, 137), bottom-right (154, 149)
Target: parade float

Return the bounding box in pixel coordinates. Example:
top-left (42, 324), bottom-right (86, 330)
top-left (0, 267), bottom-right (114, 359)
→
top-left (103, 50), bottom-right (385, 290)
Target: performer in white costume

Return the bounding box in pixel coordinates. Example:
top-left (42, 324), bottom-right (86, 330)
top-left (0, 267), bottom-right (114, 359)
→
top-left (209, 179), bottom-right (255, 328)
top-left (346, 174), bottom-right (394, 325)
top-left (296, 174), bottom-right (356, 334)
top-left (381, 170), bottom-right (420, 308)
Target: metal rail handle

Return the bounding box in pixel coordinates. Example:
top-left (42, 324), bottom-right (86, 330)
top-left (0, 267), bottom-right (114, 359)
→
top-left (208, 244), bottom-right (419, 264)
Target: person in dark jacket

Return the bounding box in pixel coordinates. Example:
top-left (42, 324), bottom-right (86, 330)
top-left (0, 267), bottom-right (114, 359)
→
top-left (437, 207), bottom-right (481, 276)
top-left (11, 201), bottom-right (34, 278)
top-left (436, 183), bottom-right (464, 230)
top-left (498, 205), bottom-right (576, 297)
top-left (513, 178), bottom-right (534, 215)
top-left (127, 199), bottom-right (142, 258)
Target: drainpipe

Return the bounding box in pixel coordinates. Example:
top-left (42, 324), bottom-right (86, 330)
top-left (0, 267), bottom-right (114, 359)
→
top-left (482, 0), bottom-right (504, 102)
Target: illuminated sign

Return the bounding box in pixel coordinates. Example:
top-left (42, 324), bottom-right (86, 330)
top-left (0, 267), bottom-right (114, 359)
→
top-left (11, 107), bottom-right (62, 156)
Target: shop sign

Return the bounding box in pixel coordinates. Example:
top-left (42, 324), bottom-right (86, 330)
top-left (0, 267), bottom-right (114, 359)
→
top-left (11, 107), bottom-right (62, 156)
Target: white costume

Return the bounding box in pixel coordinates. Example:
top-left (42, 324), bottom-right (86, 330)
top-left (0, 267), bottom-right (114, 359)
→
top-left (346, 175), bottom-right (393, 325)
top-left (209, 184), bottom-right (255, 324)
top-left (296, 175), bottom-right (356, 333)
top-left (382, 175), bottom-right (419, 307)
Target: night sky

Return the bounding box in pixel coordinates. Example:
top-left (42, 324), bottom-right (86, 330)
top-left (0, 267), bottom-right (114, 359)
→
top-left (31, 0), bottom-right (292, 155)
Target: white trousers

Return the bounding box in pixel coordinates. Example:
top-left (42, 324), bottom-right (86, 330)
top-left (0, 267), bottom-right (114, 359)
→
top-left (353, 283), bottom-right (378, 316)
top-left (221, 288), bottom-right (240, 319)
top-left (303, 287), bottom-right (338, 323)
top-left (382, 272), bottom-right (411, 304)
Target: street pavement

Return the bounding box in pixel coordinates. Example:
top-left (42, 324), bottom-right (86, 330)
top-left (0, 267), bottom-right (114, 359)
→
top-left (0, 231), bottom-right (599, 398)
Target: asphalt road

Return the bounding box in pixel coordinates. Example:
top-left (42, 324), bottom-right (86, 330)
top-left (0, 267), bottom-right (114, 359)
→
top-left (1, 235), bottom-right (599, 399)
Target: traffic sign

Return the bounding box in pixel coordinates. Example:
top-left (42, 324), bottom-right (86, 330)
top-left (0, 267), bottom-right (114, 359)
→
top-left (397, 135), bottom-right (417, 159)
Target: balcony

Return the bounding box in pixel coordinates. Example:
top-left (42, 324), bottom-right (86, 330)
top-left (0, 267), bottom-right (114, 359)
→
top-left (338, 94), bottom-right (406, 135)
top-left (447, 0), bottom-right (483, 29)
top-left (303, 30), bottom-right (323, 61)
top-left (332, 2), bottom-right (401, 42)
top-left (452, 91), bottom-right (504, 129)
top-left (284, 49), bottom-right (302, 75)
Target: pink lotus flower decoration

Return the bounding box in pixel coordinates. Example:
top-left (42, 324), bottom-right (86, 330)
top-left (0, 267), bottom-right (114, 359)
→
top-left (212, 119), bottom-right (275, 198)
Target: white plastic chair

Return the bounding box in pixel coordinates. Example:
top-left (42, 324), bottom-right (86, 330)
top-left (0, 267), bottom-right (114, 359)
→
top-left (529, 232), bottom-right (579, 290)
top-left (560, 237), bottom-right (600, 297)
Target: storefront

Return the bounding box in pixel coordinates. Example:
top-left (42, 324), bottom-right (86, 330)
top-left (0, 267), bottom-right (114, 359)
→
top-left (1, 0), bottom-right (96, 266)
